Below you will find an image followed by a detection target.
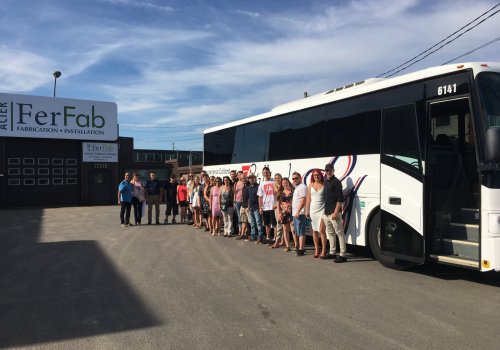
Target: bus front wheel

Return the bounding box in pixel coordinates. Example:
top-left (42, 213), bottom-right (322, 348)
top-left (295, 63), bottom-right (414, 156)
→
top-left (368, 211), bottom-right (413, 270)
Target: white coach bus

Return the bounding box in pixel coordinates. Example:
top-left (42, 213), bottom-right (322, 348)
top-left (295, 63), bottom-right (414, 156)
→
top-left (203, 62), bottom-right (500, 271)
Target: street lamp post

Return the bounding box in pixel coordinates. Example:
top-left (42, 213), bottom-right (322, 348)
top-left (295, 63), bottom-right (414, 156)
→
top-left (53, 71), bottom-right (61, 98)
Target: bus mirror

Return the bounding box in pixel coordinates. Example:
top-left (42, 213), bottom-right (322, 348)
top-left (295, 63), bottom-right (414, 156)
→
top-left (484, 127), bottom-right (500, 163)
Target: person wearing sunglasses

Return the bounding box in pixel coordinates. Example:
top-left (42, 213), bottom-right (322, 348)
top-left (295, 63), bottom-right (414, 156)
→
top-left (291, 172), bottom-right (308, 256)
top-left (322, 163), bottom-right (347, 263)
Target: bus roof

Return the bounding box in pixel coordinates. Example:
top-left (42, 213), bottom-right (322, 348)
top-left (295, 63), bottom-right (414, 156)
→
top-left (204, 62), bottom-right (500, 134)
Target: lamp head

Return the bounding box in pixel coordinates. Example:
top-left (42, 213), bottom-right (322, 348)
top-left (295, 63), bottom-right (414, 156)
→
top-left (53, 71), bottom-right (62, 79)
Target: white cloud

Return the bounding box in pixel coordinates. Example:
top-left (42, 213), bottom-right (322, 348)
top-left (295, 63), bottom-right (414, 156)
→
top-left (105, 0), bottom-right (174, 12)
top-left (234, 9), bottom-right (261, 18)
top-left (104, 0), bottom-right (500, 130)
top-left (1, 0), bottom-right (499, 150)
top-left (0, 47), bottom-right (54, 91)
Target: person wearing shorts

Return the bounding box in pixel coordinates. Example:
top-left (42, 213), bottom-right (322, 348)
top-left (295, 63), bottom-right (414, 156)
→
top-left (257, 166), bottom-right (276, 244)
top-left (291, 171), bottom-right (307, 256)
top-left (236, 205), bottom-right (249, 240)
top-left (235, 175), bottom-right (249, 240)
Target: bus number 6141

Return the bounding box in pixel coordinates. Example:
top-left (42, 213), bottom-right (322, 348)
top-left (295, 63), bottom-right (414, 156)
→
top-left (438, 84), bottom-right (457, 96)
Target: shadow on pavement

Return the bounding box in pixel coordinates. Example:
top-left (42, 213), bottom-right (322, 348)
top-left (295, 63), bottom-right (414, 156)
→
top-left (0, 209), bottom-right (160, 348)
top-left (408, 262), bottom-right (500, 287)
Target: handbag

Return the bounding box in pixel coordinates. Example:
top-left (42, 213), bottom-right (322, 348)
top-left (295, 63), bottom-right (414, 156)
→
top-left (186, 207), bottom-right (193, 221)
top-left (203, 201), bottom-right (211, 215)
top-left (133, 185), bottom-right (145, 202)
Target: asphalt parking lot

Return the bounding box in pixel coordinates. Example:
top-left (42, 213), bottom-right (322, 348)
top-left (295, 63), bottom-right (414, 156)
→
top-left (1, 205), bottom-right (500, 350)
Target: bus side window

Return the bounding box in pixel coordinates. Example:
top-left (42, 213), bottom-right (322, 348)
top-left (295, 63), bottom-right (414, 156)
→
top-left (381, 104), bottom-right (422, 174)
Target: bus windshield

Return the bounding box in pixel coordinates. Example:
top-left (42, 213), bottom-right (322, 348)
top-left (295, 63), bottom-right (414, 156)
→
top-left (477, 72), bottom-right (500, 127)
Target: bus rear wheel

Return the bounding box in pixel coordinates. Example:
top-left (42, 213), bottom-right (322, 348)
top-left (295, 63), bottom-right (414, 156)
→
top-left (368, 211), bottom-right (414, 270)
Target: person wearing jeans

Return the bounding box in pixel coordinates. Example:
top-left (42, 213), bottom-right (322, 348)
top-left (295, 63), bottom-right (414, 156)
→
top-left (131, 173), bottom-right (145, 225)
top-left (118, 172), bottom-right (133, 227)
top-left (245, 174), bottom-right (263, 241)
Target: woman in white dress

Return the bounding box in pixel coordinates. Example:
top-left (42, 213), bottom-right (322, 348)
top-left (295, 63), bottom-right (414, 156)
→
top-left (306, 169), bottom-right (327, 258)
top-left (191, 176), bottom-right (202, 228)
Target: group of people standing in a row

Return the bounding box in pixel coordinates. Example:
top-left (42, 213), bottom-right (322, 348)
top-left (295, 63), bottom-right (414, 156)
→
top-left (118, 164), bottom-right (347, 263)
top-left (117, 171), bottom-right (202, 226)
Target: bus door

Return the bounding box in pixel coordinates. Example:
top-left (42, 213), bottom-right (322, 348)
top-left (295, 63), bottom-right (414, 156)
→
top-left (427, 97), bottom-right (480, 268)
top-left (380, 104), bottom-right (425, 263)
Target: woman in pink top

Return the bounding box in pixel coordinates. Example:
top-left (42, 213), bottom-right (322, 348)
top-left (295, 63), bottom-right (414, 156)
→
top-left (177, 178), bottom-right (188, 224)
top-left (131, 173), bottom-right (145, 225)
top-left (234, 173), bottom-right (245, 235)
top-left (210, 177), bottom-right (223, 236)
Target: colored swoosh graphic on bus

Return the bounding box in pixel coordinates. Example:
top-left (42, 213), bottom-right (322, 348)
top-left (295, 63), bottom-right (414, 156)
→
top-left (303, 155), bottom-right (357, 186)
top-left (331, 155), bottom-right (357, 182)
top-left (304, 154), bottom-right (366, 233)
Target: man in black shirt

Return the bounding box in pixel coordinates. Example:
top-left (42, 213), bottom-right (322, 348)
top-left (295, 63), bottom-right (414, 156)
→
top-left (322, 163), bottom-right (347, 263)
top-left (145, 171), bottom-right (162, 225)
top-left (163, 174), bottom-right (179, 224)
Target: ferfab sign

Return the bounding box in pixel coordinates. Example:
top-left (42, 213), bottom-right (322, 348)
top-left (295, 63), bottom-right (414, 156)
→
top-left (0, 93), bottom-right (118, 141)
top-left (82, 142), bottom-right (118, 162)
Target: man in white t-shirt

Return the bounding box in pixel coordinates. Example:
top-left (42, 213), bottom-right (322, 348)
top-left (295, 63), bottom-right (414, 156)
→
top-left (291, 171), bottom-right (308, 256)
top-left (257, 166), bottom-right (276, 244)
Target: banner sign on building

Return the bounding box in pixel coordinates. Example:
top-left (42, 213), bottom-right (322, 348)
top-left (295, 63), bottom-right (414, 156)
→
top-left (0, 93), bottom-right (118, 141)
top-left (82, 142), bottom-right (118, 162)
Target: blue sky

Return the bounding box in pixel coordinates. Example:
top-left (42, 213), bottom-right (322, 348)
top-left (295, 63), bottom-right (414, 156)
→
top-left (0, 0), bottom-right (499, 151)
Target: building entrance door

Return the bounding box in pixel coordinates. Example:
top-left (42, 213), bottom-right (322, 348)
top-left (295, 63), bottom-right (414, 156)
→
top-left (88, 169), bottom-right (113, 205)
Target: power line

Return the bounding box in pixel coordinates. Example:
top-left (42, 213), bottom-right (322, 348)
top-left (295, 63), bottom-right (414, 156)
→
top-left (441, 35), bottom-right (500, 64)
top-left (120, 116), bottom-right (242, 129)
top-left (120, 121), bottom-right (221, 129)
top-left (129, 135), bottom-right (202, 142)
top-left (376, 2), bottom-right (500, 78)
top-left (382, 7), bottom-right (500, 78)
